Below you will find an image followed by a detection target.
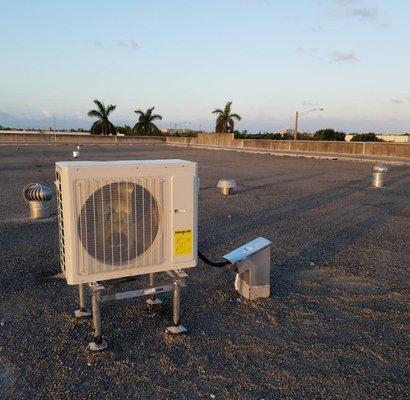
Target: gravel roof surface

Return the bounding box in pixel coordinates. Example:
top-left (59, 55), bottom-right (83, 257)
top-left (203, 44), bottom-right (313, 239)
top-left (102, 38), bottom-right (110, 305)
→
top-left (0, 144), bottom-right (408, 400)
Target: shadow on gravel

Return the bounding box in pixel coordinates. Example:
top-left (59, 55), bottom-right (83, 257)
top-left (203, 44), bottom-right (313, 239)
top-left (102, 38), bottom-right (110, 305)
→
top-left (200, 170), bottom-right (408, 300)
top-left (200, 173), bottom-right (371, 248)
top-left (237, 172), bottom-right (325, 194)
top-left (271, 198), bottom-right (406, 299)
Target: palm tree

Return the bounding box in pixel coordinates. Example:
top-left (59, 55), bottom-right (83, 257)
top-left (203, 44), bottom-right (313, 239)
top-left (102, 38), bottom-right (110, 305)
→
top-left (212, 101), bottom-right (241, 133)
top-left (87, 99), bottom-right (117, 135)
top-left (133, 107), bottom-right (162, 136)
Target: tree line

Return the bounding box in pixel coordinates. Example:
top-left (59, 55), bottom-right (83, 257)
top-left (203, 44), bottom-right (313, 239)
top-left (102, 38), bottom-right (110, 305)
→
top-left (84, 99), bottom-right (386, 142)
top-left (88, 99), bottom-right (241, 136)
top-left (235, 129), bottom-right (385, 142)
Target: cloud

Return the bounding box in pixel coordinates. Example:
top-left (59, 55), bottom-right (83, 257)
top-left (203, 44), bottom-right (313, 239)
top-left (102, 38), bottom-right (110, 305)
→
top-left (41, 108), bottom-right (51, 118)
top-left (306, 25), bottom-right (323, 32)
top-left (391, 99), bottom-right (403, 104)
top-left (296, 46), bottom-right (318, 54)
top-left (334, 0), bottom-right (379, 19)
top-left (93, 39), bottom-right (103, 47)
top-left (349, 7), bottom-right (378, 18)
top-left (329, 51), bottom-right (358, 63)
top-left (117, 38), bottom-right (139, 50)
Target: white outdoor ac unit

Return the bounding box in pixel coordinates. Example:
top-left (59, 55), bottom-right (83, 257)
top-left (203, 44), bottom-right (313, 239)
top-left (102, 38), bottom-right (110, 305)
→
top-left (55, 160), bottom-right (198, 285)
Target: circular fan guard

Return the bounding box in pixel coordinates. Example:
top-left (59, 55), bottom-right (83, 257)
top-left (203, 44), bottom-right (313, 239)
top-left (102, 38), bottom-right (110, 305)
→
top-left (77, 182), bottom-right (159, 265)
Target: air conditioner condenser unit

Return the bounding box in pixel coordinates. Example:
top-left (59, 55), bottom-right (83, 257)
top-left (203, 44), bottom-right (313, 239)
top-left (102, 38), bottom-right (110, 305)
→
top-left (55, 159), bottom-right (198, 285)
top-left (55, 159), bottom-right (271, 350)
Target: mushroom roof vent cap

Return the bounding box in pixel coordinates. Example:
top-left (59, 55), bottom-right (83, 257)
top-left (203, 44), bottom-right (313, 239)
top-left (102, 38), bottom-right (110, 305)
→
top-left (23, 183), bottom-right (53, 202)
top-left (372, 164), bottom-right (388, 173)
top-left (217, 179), bottom-right (237, 189)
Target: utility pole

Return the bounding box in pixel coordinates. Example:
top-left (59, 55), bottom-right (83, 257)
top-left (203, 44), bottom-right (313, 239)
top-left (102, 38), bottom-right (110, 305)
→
top-left (294, 111), bottom-right (299, 140)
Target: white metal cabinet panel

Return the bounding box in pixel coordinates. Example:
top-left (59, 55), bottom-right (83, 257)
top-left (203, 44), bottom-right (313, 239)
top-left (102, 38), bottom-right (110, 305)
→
top-left (55, 159), bottom-right (198, 284)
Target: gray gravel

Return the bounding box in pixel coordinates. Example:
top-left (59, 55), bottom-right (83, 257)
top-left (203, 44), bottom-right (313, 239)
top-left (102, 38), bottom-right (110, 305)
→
top-left (0, 144), bottom-right (409, 400)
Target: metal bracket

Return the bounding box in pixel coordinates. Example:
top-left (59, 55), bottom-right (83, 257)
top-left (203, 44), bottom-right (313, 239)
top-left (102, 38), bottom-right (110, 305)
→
top-left (101, 270), bottom-right (186, 302)
top-left (74, 309), bottom-right (91, 318)
top-left (146, 297), bottom-right (163, 306)
top-left (223, 237), bottom-right (272, 300)
top-left (90, 282), bottom-right (105, 292)
top-left (101, 284), bottom-right (173, 302)
top-left (166, 325), bottom-right (187, 335)
top-left (89, 340), bottom-right (108, 352)
top-left (166, 269), bottom-right (187, 285)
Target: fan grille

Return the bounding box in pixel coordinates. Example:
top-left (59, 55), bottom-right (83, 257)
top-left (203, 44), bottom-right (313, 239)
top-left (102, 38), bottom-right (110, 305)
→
top-left (75, 179), bottom-right (165, 275)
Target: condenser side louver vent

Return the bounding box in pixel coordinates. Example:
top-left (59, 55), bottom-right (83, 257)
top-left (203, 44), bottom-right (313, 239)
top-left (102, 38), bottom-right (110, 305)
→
top-left (55, 169), bottom-right (66, 272)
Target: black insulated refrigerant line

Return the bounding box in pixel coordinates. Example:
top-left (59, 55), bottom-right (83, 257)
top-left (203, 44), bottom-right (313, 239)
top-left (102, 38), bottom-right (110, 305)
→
top-left (198, 250), bottom-right (231, 268)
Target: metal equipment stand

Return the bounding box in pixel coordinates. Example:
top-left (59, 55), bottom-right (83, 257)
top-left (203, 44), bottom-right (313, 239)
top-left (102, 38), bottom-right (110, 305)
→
top-left (74, 283), bottom-right (91, 318)
top-left (146, 273), bottom-right (163, 308)
top-left (165, 278), bottom-right (187, 335)
top-left (89, 283), bottom-right (108, 351)
top-left (86, 270), bottom-right (188, 351)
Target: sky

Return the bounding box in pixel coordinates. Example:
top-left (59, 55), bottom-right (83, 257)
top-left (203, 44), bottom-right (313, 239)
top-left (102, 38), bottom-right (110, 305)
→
top-left (0, 0), bottom-right (409, 133)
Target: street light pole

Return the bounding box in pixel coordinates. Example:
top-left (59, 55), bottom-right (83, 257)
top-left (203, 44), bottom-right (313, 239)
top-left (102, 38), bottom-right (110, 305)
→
top-left (293, 108), bottom-right (324, 140)
top-left (294, 111), bottom-right (299, 140)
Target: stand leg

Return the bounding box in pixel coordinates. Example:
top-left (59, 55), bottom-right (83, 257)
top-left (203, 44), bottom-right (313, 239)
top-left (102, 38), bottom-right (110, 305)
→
top-left (88, 283), bottom-right (107, 351)
top-left (74, 283), bottom-right (91, 318)
top-left (166, 280), bottom-right (187, 334)
top-left (146, 273), bottom-right (162, 307)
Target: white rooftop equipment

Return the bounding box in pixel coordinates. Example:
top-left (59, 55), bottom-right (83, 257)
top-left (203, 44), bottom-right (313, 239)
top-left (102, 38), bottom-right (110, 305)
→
top-left (55, 159), bottom-right (272, 351)
top-left (55, 159), bottom-right (198, 284)
top-left (55, 159), bottom-right (198, 350)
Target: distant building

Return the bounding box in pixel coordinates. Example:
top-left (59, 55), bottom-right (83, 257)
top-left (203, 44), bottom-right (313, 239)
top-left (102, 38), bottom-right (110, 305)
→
top-left (382, 134), bottom-right (409, 143)
top-left (281, 128), bottom-right (294, 135)
top-left (345, 134), bottom-right (409, 143)
top-left (160, 128), bottom-right (191, 134)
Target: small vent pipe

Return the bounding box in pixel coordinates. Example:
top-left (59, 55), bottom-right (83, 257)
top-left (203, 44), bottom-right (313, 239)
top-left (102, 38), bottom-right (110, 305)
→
top-left (372, 164), bottom-right (388, 188)
top-left (217, 179), bottom-right (237, 196)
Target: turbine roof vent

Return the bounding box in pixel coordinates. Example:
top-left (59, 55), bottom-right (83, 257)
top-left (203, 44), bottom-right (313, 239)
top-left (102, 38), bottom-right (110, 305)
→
top-left (23, 183), bottom-right (53, 202)
top-left (372, 164), bottom-right (388, 173)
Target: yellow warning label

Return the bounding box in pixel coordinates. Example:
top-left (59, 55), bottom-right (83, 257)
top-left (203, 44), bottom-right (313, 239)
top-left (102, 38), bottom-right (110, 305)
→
top-left (174, 229), bottom-right (192, 256)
